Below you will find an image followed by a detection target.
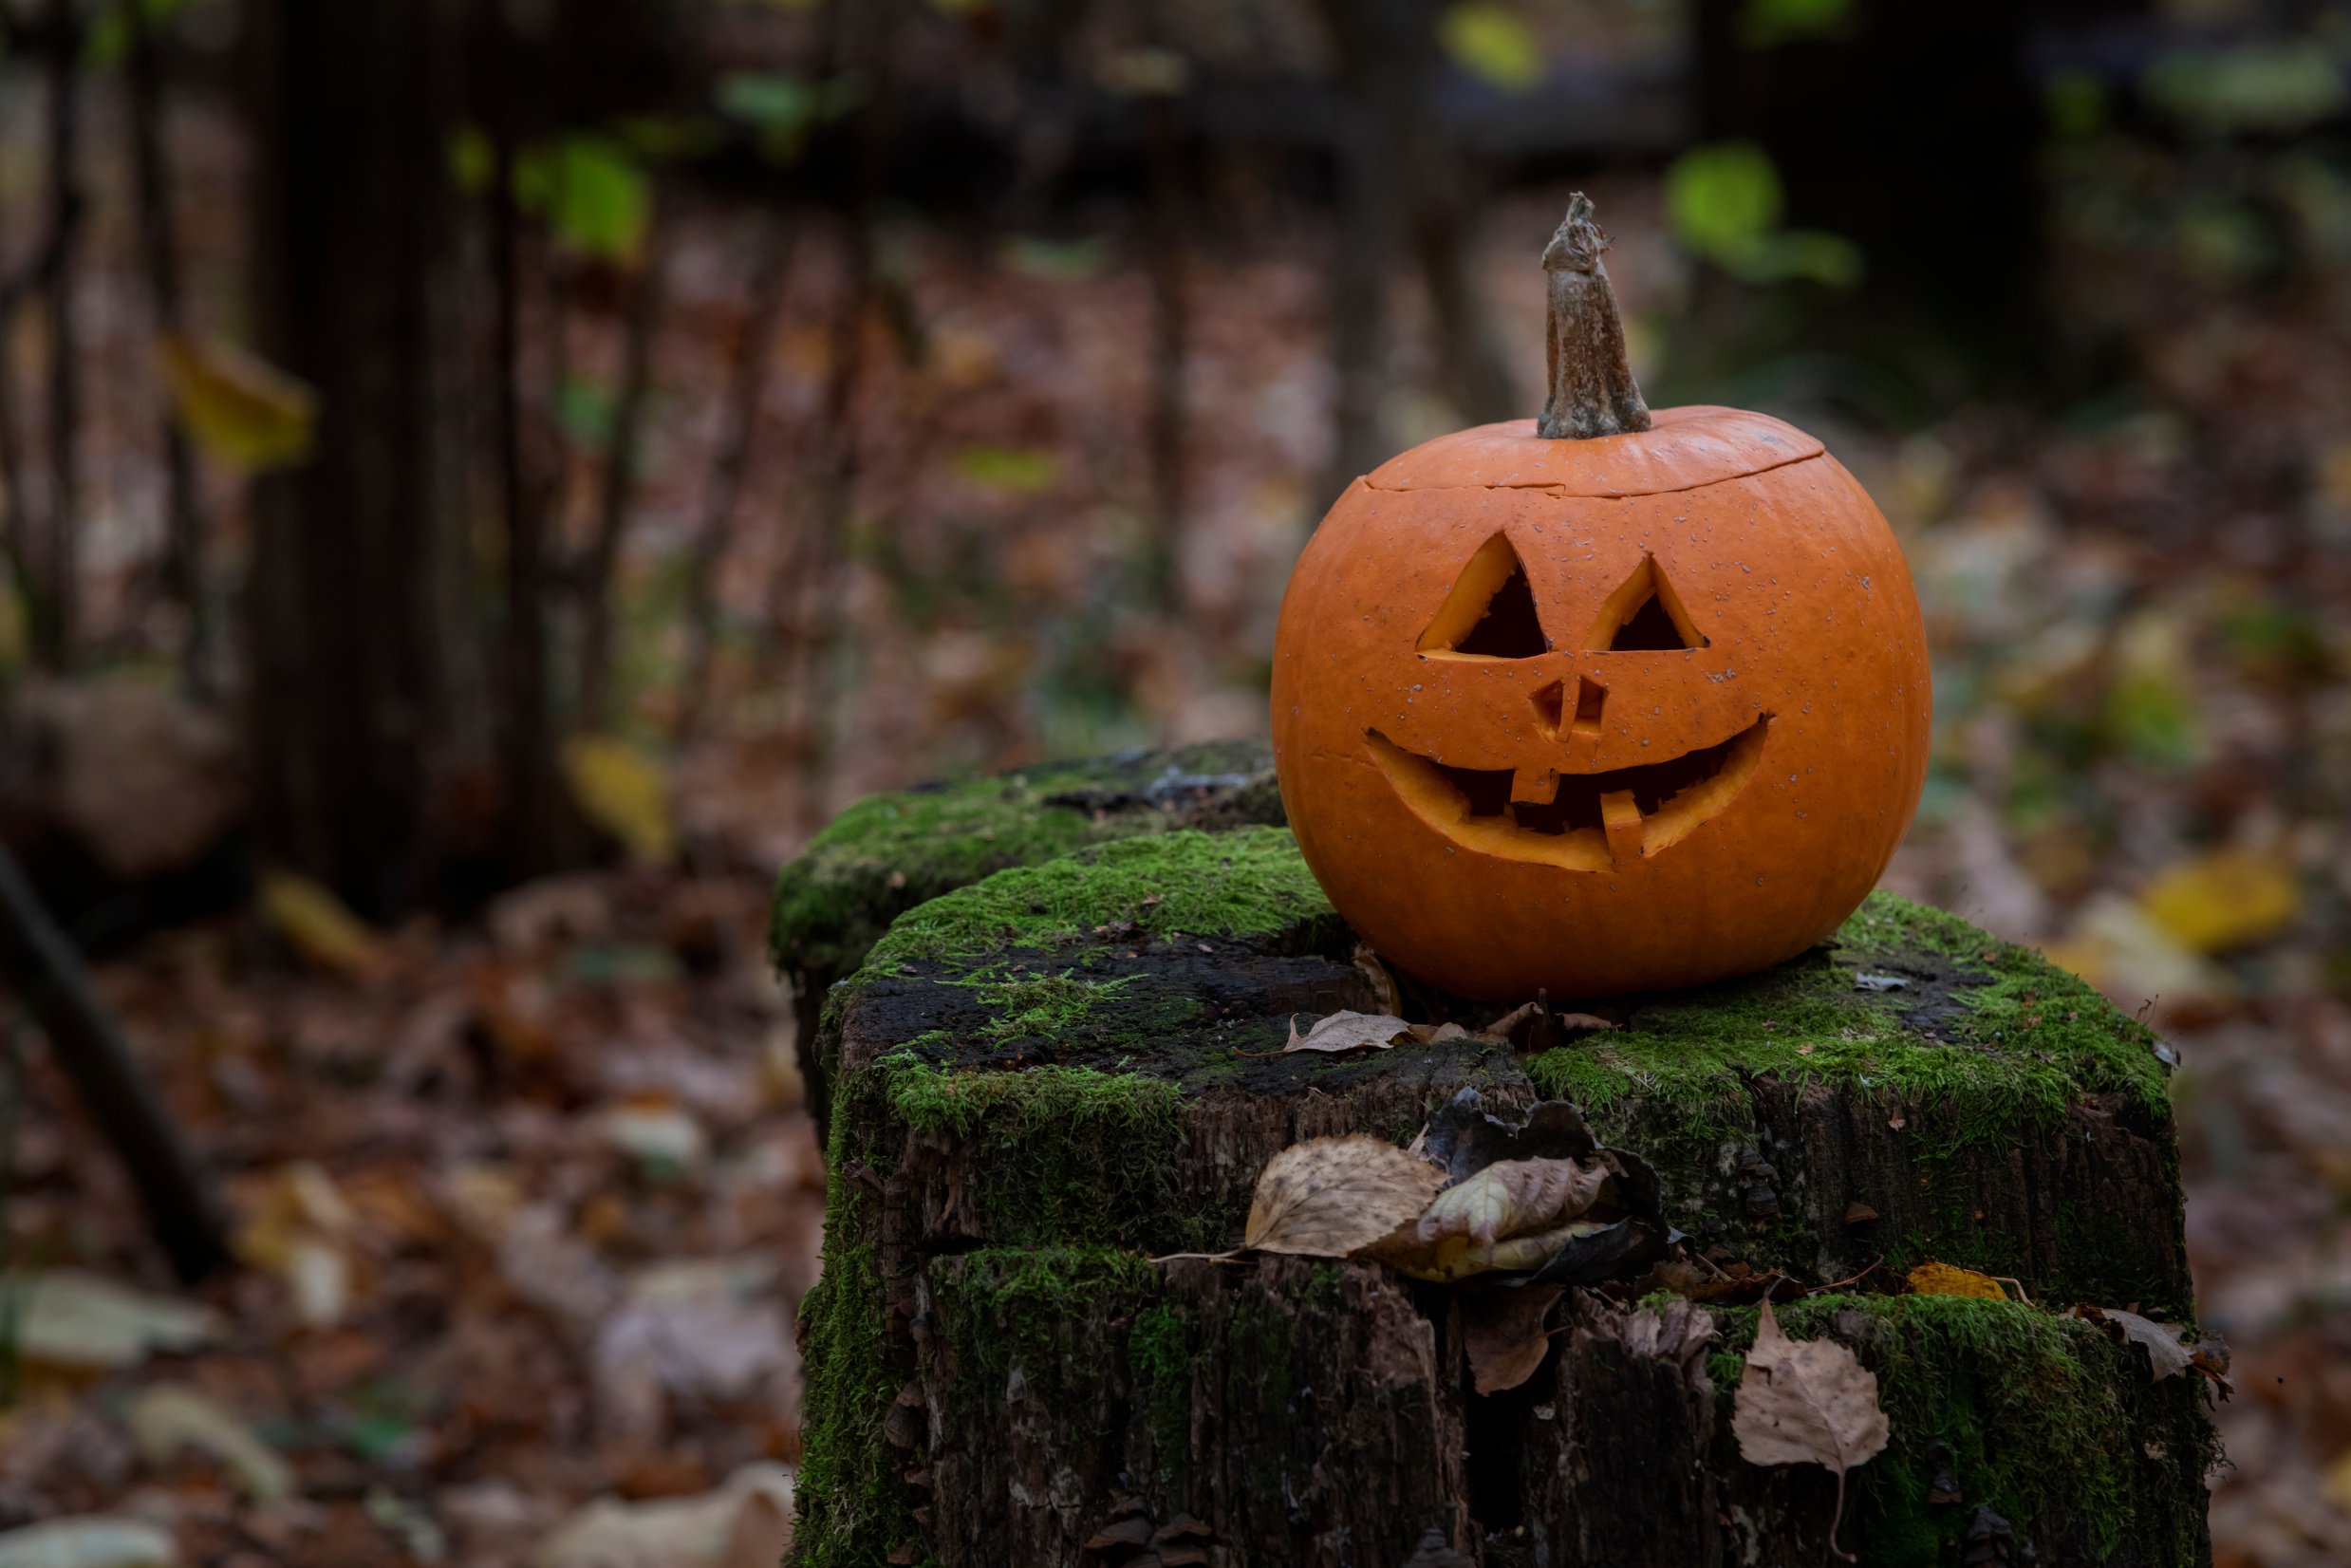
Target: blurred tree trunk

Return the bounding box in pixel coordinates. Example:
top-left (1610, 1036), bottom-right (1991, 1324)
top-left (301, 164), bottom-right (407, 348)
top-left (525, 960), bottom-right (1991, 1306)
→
top-left (1320, 0), bottom-right (1514, 503)
top-left (242, 0), bottom-right (471, 920)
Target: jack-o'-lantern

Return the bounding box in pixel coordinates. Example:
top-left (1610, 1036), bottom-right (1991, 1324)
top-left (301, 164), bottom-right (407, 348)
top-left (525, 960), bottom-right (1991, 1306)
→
top-left (1270, 195), bottom-right (1931, 999)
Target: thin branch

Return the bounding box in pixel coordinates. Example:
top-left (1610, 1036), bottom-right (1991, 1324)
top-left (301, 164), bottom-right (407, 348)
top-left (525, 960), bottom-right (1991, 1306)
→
top-left (1140, 78), bottom-right (1188, 610)
top-left (675, 211), bottom-right (794, 742)
top-left (0, 844), bottom-right (231, 1282)
top-left (577, 193), bottom-right (672, 731)
top-left (122, 0), bottom-right (213, 696)
top-left (481, 13), bottom-right (556, 876)
top-left (37, 0), bottom-right (84, 668)
top-left (762, 0), bottom-right (900, 767)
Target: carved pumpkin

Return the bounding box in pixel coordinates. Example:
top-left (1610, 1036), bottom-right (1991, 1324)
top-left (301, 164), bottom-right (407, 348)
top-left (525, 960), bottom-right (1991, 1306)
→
top-left (1270, 196), bottom-right (1931, 999)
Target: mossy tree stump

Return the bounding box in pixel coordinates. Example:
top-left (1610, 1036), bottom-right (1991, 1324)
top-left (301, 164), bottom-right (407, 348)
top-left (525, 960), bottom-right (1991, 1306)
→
top-left (777, 775), bottom-right (2212, 1567)
top-left (770, 742), bottom-right (1284, 1133)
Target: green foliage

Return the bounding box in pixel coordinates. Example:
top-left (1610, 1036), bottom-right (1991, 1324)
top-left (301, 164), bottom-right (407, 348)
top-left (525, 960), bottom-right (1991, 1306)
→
top-left (953, 445), bottom-right (1058, 494)
top-left (82, 0), bottom-right (189, 69)
top-left (552, 378), bottom-right (618, 451)
top-left (1736, 0), bottom-right (1852, 50)
top-left (444, 129), bottom-right (656, 264)
top-left (714, 70), bottom-right (864, 161)
top-left (1438, 3), bottom-right (1545, 95)
top-left (998, 235), bottom-right (1110, 282)
top-left (2145, 40), bottom-right (2349, 139)
top-left (2043, 70), bottom-right (2110, 141)
top-left (1665, 142), bottom-right (1863, 289)
top-left (520, 135), bottom-right (653, 263)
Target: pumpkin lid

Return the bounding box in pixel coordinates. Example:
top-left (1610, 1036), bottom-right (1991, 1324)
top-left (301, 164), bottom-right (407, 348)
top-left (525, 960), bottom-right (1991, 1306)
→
top-left (1362, 405), bottom-right (1824, 498)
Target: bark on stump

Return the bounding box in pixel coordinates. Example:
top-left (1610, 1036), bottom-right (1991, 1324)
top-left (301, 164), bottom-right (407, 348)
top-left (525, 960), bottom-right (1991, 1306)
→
top-left (777, 785), bottom-right (2211, 1567)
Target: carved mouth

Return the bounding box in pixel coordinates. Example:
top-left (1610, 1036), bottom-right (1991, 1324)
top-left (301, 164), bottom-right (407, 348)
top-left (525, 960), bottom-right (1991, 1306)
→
top-left (1366, 717), bottom-right (1771, 869)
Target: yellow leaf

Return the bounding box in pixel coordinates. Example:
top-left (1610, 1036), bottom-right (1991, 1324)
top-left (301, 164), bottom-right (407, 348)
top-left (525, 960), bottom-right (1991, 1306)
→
top-left (157, 334), bottom-right (318, 476)
top-left (2139, 848), bottom-right (2299, 953)
top-left (2322, 1447), bottom-right (2351, 1508)
top-left (258, 869), bottom-right (383, 979)
top-left (1440, 3), bottom-right (1545, 94)
top-left (562, 736), bottom-right (677, 863)
top-left (1905, 1260), bottom-right (2006, 1301)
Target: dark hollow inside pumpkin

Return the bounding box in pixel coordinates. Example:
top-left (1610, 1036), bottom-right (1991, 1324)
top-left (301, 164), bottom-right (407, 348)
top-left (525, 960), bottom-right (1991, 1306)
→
top-left (1418, 719), bottom-right (1766, 836)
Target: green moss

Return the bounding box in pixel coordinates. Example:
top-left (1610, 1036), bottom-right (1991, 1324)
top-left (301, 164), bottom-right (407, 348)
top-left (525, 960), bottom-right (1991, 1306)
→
top-left (1129, 1302), bottom-right (1194, 1484)
top-left (770, 743), bottom-right (1280, 980)
top-left (790, 1229), bottom-right (909, 1567)
top-left (1707, 1294), bottom-right (2214, 1564)
top-left (926, 1247), bottom-right (1160, 1427)
top-left (856, 826), bottom-right (1332, 973)
top-left (1530, 892), bottom-right (2168, 1154)
top-left (883, 1057), bottom-right (1206, 1248)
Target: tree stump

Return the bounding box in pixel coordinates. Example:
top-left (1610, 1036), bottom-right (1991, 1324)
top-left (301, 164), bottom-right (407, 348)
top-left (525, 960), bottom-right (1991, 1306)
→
top-left (770, 741), bottom-right (1284, 1133)
top-left (777, 776), bottom-right (2213, 1567)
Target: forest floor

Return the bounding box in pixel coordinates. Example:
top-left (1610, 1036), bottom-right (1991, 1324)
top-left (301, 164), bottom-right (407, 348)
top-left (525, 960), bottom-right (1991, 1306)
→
top-left (5, 89), bottom-right (2351, 1565)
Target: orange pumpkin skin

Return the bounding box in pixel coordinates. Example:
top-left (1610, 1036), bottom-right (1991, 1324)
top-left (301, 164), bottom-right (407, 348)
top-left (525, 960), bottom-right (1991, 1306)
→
top-left (1270, 405), bottom-right (1931, 1000)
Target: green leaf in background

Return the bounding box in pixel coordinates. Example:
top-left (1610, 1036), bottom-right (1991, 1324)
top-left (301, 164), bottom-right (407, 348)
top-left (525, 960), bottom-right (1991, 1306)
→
top-left (2043, 70), bottom-right (2109, 141)
top-left (954, 445), bottom-right (1058, 493)
top-left (1730, 228), bottom-right (1865, 288)
top-left (715, 71), bottom-right (866, 160)
top-left (447, 126), bottom-right (494, 196)
top-left (81, 0), bottom-right (189, 70)
top-left (2145, 41), bottom-right (2348, 138)
top-left (1665, 140), bottom-right (1862, 288)
top-left (517, 135), bottom-right (652, 263)
top-left (1736, 0), bottom-right (1852, 50)
top-left (1439, 3), bottom-right (1545, 95)
top-left (612, 113), bottom-right (716, 162)
top-left (553, 378), bottom-right (618, 450)
top-left (998, 234), bottom-right (1110, 282)
top-left (1667, 141), bottom-right (1784, 258)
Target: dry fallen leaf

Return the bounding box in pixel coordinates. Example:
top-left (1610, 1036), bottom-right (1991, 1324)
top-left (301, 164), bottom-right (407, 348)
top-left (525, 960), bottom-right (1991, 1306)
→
top-left (1477, 1000), bottom-right (1541, 1040)
top-left (1416, 1157), bottom-right (1604, 1251)
top-left (1464, 1285), bottom-right (1563, 1394)
top-left (1732, 1299), bottom-right (1890, 1560)
top-left (1906, 1261), bottom-right (2007, 1301)
top-left (258, 869), bottom-right (385, 980)
top-left (2069, 1305), bottom-right (2192, 1382)
top-left (0, 1519), bottom-right (177, 1568)
top-left (1242, 1136), bottom-right (1446, 1257)
top-left (2138, 847), bottom-right (2298, 953)
top-left (125, 1385), bottom-right (297, 1503)
top-left (1353, 943), bottom-right (1402, 1015)
top-left (533, 1465), bottom-right (794, 1568)
top-left (1282, 1011), bottom-right (1413, 1054)
top-left (11, 1270), bottom-right (221, 1371)
top-left (1369, 1217), bottom-right (1610, 1284)
top-left (563, 736), bottom-right (679, 864)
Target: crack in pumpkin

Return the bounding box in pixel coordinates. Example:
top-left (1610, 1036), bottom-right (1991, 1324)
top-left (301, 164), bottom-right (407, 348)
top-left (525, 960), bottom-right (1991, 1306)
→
top-left (1365, 717), bottom-right (1771, 869)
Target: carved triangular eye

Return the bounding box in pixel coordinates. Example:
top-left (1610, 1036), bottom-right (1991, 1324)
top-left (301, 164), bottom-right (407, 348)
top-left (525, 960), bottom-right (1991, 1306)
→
top-left (1586, 556), bottom-right (1707, 651)
top-left (1419, 533), bottom-right (1550, 659)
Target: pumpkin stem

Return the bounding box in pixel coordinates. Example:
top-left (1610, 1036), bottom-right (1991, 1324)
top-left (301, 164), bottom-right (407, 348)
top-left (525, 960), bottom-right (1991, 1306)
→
top-left (1537, 194), bottom-right (1652, 439)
